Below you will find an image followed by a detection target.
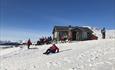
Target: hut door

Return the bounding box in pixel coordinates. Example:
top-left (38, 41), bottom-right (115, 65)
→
top-left (72, 31), bottom-right (76, 40)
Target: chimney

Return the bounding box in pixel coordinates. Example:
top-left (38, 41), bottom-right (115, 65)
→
top-left (68, 25), bottom-right (71, 28)
top-left (68, 25), bottom-right (72, 30)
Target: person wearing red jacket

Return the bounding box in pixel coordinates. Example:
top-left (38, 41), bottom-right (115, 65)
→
top-left (43, 44), bottom-right (59, 55)
top-left (27, 39), bottom-right (32, 49)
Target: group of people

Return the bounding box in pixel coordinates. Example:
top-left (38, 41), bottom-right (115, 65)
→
top-left (36, 36), bottom-right (52, 45)
top-left (26, 36), bottom-right (52, 49)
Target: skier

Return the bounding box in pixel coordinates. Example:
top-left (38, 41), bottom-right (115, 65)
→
top-left (43, 44), bottom-right (59, 55)
top-left (101, 27), bottom-right (106, 39)
top-left (27, 39), bottom-right (32, 49)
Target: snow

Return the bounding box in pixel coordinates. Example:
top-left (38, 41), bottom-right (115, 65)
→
top-left (0, 39), bottom-right (115, 70)
top-left (0, 47), bottom-right (21, 56)
top-left (0, 30), bottom-right (115, 70)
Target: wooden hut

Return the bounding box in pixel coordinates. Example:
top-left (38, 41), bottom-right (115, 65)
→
top-left (52, 25), bottom-right (93, 41)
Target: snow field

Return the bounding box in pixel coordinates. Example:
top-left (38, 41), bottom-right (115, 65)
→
top-left (1, 39), bottom-right (115, 70)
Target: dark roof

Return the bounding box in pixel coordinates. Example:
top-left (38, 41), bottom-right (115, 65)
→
top-left (53, 26), bottom-right (93, 33)
top-left (54, 26), bottom-right (69, 30)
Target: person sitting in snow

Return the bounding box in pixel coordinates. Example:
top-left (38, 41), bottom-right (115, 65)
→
top-left (27, 39), bottom-right (32, 49)
top-left (43, 44), bottom-right (59, 55)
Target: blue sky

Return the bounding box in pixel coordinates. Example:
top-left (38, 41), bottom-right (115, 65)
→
top-left (0, 0), bottom-right (115, 41)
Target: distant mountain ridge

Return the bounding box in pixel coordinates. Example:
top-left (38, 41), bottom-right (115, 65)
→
top-left (0, 40), bottom-right (21, 45)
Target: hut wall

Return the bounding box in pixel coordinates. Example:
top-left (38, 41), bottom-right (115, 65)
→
top-left (82, 32), bottom-right (88, 40)
top-left (76, 32), bottom-right (80, 41)
top-left (59, 31), bottom-right (68, 40)
top-left (54, 31), bottom-right (60, 41)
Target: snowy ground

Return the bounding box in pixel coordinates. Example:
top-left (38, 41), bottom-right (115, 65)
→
top-left (0, 39), bottom-right (115, 70)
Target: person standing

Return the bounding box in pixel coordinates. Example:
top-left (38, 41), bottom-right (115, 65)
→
top-left (101, 27), bottom-right (106, 39)
top-left (27, 39), bottom-right (32, 49)
top-left (68, 31), bottom-right (72, 42)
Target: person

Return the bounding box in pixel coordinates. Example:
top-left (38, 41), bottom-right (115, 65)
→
top-left (101, 27), bottom-right (106, 39)
top-left (53, 38), bottom-right (57, 44)
top-left (61, 36), bottom-right (65, 43)
top-left (36, 40), bottom-right (41, 45)
top-left (27, 39), bottom-right (32, 49)
top-left (47, 36), bottom-right (52, 44)
top-left (44, 37), bottom-right (48, 44)
top-left (68, 34), bottom-right (72, 42)
top-left (68, 31), bottom-right (72, 42)
top-left (43, 44), bottom-right (59, 55)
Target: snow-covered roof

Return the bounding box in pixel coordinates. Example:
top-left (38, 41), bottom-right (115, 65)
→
top-left (52, 25), bottom-right (93, 33)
